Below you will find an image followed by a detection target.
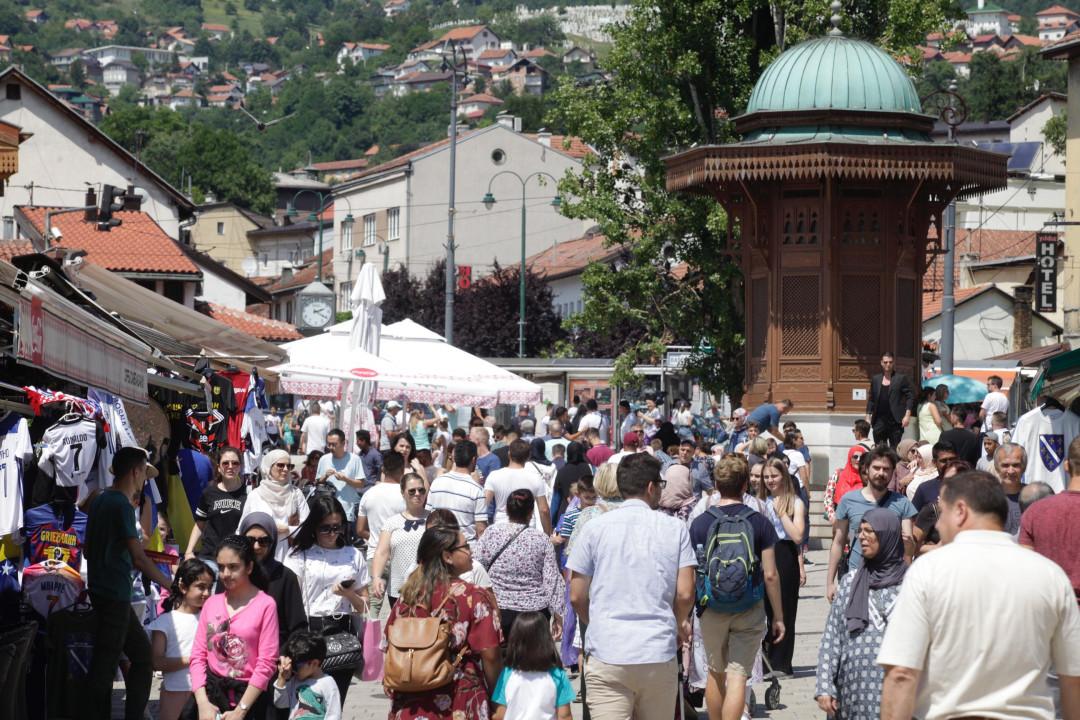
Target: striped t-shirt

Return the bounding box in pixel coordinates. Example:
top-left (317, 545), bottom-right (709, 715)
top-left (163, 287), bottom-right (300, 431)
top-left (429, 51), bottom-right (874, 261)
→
top-left (426, 471), bottom-right (487, 542)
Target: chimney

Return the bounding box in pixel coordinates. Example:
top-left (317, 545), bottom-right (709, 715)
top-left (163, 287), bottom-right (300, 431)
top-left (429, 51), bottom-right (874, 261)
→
top-left (1013, 285), bottom-right (1034, 351)
top-left (537, 129), bottom-right (552, 147)
top-left (85, 187), bottom-right (97, 221)
top-left (957, 252), bottom-right (979, 289)
top-left (496, 112), bottom-right (515, 130)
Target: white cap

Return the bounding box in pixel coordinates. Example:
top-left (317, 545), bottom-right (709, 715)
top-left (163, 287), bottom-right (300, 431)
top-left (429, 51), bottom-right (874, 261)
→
top-left (387, 400), bottom-right (401, 409)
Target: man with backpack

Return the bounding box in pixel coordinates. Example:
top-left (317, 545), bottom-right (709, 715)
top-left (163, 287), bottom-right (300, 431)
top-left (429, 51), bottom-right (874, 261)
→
top-left (690, 455), bottom-right (785, 720)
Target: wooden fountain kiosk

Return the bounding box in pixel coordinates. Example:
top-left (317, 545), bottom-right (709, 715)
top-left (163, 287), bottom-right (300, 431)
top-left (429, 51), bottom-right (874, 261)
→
top-left (664, 15), bottom-right (1007, 420)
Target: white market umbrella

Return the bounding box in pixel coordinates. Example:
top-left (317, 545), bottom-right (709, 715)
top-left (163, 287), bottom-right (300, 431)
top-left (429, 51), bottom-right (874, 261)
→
top-left (344, 264), bottom-right (385, 440)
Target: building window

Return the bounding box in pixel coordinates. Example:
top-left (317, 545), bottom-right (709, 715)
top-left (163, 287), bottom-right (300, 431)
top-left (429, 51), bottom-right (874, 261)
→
top-left (388, 207), bottom-right (400, 241)
top-left (5, 84), bottom-right (20, 100)
top-left (2, 216), bottom-right (12, 241)
top-left (216, 221), bottom-right (225, 235)
top-left (339, 281), bottom-right (353, 309)
top-left (363, 213), bottom-right (376, 246)
top-left (261, 252), bottom-right (269, 267)
top-left (341, 219), bottom-right (353, 251)
top-left (286, 301), bottom-right (294, 324)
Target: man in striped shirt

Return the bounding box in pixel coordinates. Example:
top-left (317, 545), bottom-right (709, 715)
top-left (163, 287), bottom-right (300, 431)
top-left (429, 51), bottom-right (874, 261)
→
top-left (427, 440), bottom-right (488, 543)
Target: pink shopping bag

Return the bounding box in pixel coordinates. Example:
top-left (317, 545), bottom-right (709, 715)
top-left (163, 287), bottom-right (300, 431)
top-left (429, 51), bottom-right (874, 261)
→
top-left (362, 619), bottom-right (384, 681)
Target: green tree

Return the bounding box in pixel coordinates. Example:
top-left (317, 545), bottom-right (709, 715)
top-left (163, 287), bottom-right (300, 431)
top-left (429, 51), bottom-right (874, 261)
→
top-left (1045, 112), bottom-right (1066, 159)
top-left (68, 59), bottom-right (86, 89)
top-left (551, 0), bottom-right (962, 398)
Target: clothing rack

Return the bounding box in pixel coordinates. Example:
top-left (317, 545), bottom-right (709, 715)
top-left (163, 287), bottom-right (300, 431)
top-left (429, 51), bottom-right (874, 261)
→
top-left (166, 355), bottom-right (272, 361)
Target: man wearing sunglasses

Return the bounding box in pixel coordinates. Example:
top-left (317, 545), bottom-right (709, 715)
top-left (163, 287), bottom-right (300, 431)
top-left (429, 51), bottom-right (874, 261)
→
top-left (316, 429), bottom-right (365, 529)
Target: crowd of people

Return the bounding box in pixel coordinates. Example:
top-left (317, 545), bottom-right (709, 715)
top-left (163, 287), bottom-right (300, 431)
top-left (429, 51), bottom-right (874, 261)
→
top-left (74, 373), bottom-right (1080, 720)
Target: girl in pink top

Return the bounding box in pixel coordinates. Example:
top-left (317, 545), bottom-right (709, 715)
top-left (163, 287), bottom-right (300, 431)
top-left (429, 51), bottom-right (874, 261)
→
top-left (191, 536), bottom-right (280, 720)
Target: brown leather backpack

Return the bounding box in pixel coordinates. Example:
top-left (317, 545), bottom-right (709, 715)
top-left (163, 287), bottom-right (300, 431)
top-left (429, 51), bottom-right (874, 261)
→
top-left (383, 583), bottom-right (469, 693)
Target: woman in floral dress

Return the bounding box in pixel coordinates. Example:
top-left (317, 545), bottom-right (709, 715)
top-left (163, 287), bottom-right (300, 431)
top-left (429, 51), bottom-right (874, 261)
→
top-left (385, 526), bottom-right (503, 719)
top-left (815, 508), bottom-right (907, 720)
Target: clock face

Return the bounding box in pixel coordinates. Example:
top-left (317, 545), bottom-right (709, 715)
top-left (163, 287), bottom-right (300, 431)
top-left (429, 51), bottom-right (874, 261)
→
top-left (301, 299), bottom-right (333, 327)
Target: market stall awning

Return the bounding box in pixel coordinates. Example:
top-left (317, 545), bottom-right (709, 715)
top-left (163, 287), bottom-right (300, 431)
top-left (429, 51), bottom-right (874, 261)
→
top-left (1029, 347), bottom-right (1080, 403)
top-left (73, 262), bottom-right (288, 368)
top-left (275, 318), bottom-right (542, 406)
top-left (0, 259), bottom-right (154, 403)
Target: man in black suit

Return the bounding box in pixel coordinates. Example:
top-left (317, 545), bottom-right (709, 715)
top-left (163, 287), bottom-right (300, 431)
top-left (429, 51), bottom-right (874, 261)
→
top-left (865, 352), bottom-right (915, 448)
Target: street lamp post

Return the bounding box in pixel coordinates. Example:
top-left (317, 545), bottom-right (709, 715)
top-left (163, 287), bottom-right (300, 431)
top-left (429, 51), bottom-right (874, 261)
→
top-left (444, 40), bottom-right (468, 345)
top-left (482, 172), bottom-right (562, 358)
top-left (286, 191), bottom-right (356, 285)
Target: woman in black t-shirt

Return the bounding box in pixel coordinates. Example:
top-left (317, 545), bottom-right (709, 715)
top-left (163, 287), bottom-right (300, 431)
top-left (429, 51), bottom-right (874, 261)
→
top-left (184, 447), bottom-right (247, 571)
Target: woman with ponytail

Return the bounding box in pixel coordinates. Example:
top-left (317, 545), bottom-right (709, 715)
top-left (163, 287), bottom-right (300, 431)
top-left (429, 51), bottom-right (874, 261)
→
top-left (149, 558), bottom-right (214, 720)
top-left (189, 536), bottom-right (278, 720)
top-left (283, 495), bottom-right (370, 703)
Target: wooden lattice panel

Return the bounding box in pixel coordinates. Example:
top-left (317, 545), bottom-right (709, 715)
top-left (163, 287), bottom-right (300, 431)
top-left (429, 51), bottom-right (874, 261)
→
top-left (781, 275), bottom-right (820, 357)
top-left (840, 276), bottom-right (881, 358)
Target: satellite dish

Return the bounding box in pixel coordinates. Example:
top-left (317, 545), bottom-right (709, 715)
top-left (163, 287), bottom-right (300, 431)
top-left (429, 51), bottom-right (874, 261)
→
top-left (241, 256), bottom-right (258, 277)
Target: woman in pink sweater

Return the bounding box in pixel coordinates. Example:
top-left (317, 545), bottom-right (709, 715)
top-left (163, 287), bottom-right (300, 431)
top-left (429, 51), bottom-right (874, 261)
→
top-left (190, 535), bottom-right (280, 720)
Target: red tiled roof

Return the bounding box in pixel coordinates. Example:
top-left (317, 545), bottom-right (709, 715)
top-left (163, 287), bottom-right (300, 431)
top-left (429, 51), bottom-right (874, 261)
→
top-left (973, 33), bottom-right (998, 43)
top-left (525, 232), bottom-right (617, 280)
top-left (1010, 34), bottom-right (1046, 46)
top-left (922, 284), bottom-right (994, 320)
top-left (478, 48), bottom-right (514, 60)
top-left (438, 25), bottom-right (489, 42)
top-left (358, 42), bottom-right (390, 51)
top-left (462, 92), bottom-right (503, 104)
top-left (526, 134), bottom-right (593, 159)
top-left (923, 228), bottom-right (1036, 302)
top-left (921, 46), bottom-right (943, 60)
top-left (1038, 4), bottom-right (1079, 16)
top-left (18, 207), bottom-right (199, 275)
top-left (201, 302), bottom-right (302, 341)
top-left (943, 51), bottom-right (972, 63)
top-left (365, 145), bottom-right (380, 156)
top-left (0, 240), bottom-right (34, 261)
top-left (263, 248), bottom-right (335, 293)
top-left (309, 158), bottom-right (369, 172)
top-left (202, 23), bottom-right (230, 32)
top-left (523, 48), bottom-right (556, 58)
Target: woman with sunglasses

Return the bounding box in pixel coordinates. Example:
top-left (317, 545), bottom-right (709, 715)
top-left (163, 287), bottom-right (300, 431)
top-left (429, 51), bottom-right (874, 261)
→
top-left (824, 446), bottom-right (867, 524)
top-left (284, 494), bottom-right (369, 704)
top-left (185, 447), bottom-right (246, 572)
top-left (241, 449), bottom-right (310, 562)
top-left (370, 472), bottom-right (430, 608)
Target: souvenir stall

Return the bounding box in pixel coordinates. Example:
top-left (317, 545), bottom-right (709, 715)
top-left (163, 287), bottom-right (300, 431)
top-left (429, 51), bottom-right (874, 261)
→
top-left (0, 253), bottom-right (289, 720)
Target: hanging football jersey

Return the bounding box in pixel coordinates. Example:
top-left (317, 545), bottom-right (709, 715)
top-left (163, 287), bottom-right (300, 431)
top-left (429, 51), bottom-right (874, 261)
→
top-left (186, 409), bottom-right (226, 454)
top-left (0, 413), bottom-right (33, 538)
top-left (1013, 403), bottom-right (1080, 492)
top-left (22, 559), bottom-right (85, 617)
top-left (38, 416), bottom-right (100, 489)
top-left (23, 503), bottom-right (88, 569)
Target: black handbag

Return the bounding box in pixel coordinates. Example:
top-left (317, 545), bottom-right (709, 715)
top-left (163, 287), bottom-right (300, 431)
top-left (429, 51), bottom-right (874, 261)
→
top-left (301, 553), bottom-right (364, 673)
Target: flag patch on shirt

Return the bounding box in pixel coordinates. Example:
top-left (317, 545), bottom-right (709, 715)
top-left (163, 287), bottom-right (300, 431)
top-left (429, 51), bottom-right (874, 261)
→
top-left (1039, 434), bottom-right (1065, 471)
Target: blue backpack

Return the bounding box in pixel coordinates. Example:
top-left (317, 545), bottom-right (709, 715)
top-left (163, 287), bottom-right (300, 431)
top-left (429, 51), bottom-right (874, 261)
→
top-left (696, 506), bottom-right (764, 613)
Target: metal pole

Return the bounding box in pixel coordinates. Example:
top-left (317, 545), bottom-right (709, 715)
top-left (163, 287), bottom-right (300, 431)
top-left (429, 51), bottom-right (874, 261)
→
top-left (940, 95), bottom-right (957, 375)
top-left (519, 184), bottom-right (527, 358)
top-left (317, 192), bottom-right (325, 284)
top-left (444, 42), bottom-right (459, 344)
top-left (941, 201), bottom-right (956, 374)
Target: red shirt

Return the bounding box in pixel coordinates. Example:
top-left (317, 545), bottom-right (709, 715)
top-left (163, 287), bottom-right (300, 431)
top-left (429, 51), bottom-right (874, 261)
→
top-left (1019, 490), bottom-right (1080, 602)
top-left (586, 444), bottom-right (614, 466)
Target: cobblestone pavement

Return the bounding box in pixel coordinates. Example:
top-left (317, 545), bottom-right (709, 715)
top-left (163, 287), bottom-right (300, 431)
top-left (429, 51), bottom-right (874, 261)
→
top-left (130, 549), bottom-right (832, 719)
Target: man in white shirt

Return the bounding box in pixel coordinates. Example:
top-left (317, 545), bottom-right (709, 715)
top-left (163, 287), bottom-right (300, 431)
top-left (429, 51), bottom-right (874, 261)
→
top-left (379, 400), bottom-right (403, 451)
top-left (484, 439), bottom-right (552, 535)
top-left (568, 453), bottom-right (697, 719)
top-left (300, 403), bottom-right (331, 454)
top-left (978, 375), bottom-right (1010, 432)
top-left (427, 440), bottom-right (488, 543)
top-left (315, 429), bottom-right (366, 522)
top-left (577, 398), bottom-right (604, 436)
top-left (878, 470), bottom-right (1080, 720)
top-left (355, 451), bottom-right (406, 617)
top-left (607, 431), bottom-right (645, 465)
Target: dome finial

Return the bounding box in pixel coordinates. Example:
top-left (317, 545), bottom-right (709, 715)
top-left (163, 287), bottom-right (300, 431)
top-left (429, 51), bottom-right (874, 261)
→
top-left (829, 0), bottom-right (844, 36)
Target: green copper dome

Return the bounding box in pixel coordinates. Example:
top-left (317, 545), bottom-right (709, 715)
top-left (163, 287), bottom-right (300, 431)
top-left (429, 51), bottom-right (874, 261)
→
top-left (746, 35), bottom-right (922, 115)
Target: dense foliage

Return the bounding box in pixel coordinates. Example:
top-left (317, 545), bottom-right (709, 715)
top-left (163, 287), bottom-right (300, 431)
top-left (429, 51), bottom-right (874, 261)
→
top-left (380, 260), bottom-right (564, 357)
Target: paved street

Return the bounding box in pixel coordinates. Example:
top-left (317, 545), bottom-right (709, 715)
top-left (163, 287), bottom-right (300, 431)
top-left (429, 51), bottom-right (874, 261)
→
top-left (337, 549), bottom-right (832, 719)
top-left (131, 549), bottom-right (831, 719)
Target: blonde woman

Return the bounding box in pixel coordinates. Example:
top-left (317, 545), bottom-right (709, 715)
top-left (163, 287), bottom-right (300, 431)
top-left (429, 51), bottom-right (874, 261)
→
top-left (760, 457), bottom-right (805, 676)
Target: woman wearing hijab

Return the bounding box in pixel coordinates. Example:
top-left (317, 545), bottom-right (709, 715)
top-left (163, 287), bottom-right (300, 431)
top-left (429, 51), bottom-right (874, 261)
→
top-left (658, 464), bottom-right (696, 522)
top-left (240, 449), bottom-right (310, 561)
top-left (825, 446), bottom-right (867, 523)
top-left (902, 443), bottom-right (938, 500)
top-left (238, 513), bottom-right (307, 720)
top-left (815, 508), bottom-right (906, 720)
top-left (655, 421), bottom-right (680, 457)
top-left (891, 439), bottom-right (918, 492)
top-left (552, 441), bottom-right (591, 524)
